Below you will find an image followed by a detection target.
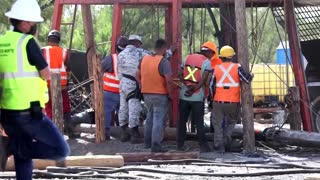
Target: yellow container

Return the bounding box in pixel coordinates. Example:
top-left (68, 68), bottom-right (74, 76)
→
top-left (251, 64), bottom-right (295, 102)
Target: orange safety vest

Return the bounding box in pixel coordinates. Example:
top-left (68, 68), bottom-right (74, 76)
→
top-left (213, 62), bottom-right (241, 102)
top-left (42, 46), bottom-right (68, 86)
top-left (141, 55), bottom-right (168, 94)
top-left (183, 54), bottom-right (208, 94)
top-left (103, 54), bottom-right (120, 93)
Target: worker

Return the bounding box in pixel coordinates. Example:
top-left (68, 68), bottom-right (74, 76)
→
top-left (136, 39), bottom-right (173, 152)
top-left (176, 41), bottom-right (216, 152)
top-left (210, 43), bottom-right (222, 69)
top-left (102, 36), bottom-right (128, 140)
top-left (117, 35), bottom-right (176, 144)
top-left (41, 30), bottom-right (74, 137)
top-left (0, 0), bottom-right (70, 179)
top-left (210, 45), bottom-right (253, 153)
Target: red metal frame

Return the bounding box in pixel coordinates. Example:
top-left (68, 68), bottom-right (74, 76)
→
top-left (51, 0), bottom-right (312, 130)
top-left (284, 0), bottom-right (312, 131)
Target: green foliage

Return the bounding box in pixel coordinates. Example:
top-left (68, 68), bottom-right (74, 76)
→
top-left (0, 1), bottom-right (285, 64)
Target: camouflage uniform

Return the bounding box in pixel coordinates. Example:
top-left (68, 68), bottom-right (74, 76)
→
top-left (117, 45), bottom-right (150, 128)
top-left (118, 45), bottom-right (173, 128)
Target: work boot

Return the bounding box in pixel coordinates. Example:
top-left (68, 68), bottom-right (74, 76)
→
top-left (0, 136), bottom-right (10, 171)
top-left (120, 124), bottom-right (131, 142)
top-left (151, 147), bottom-right (168, 153)
top-left (130, 126), bottom-right (143, 144)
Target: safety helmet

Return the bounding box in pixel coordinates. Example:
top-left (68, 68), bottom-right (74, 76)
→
top-left (128, 35), bottom-right (143, 45)
top-left (201, 41), bottom-right (217, 53)
top-left (48, 30), bottom-right (61, 41)
top-left (219, 45), bottom-right (236, 58)
top-left (5, 0), bottom-right (44, 22)
top-left (117, 36), bottom-right (128, 51)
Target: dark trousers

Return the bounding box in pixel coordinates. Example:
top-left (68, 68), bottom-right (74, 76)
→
top-left (1, 110), bottom-right (70, 180)
top-left (177, 99), bottom-right (207, 147)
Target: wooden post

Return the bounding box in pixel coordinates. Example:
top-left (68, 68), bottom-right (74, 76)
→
top-left (284, 0), bottom-right (312, 131)
top-left (81, 5), bottom-right (105, 142)
top-left (284, 87), bottom-right (302, 130)
top-left (50, 73), bottom-right (64, 132)
top-left (93, 54), bottom-right (105, 143)
top-left (235, 0), bottom-right (255, 153)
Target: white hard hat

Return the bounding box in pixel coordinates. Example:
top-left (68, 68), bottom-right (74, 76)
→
top-left (5, 0), bottom-right (44, 22)
top-left (128, 35), bottom-right (143, 44)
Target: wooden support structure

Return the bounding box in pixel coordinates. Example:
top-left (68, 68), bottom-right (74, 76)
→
top-left (235, 0), bottom-right (255, 153)
top-left (82, 5), bottom-right (105, 142)
top-left (92, 55), bottom-right (105, 142)
top-left (284, 87), bottom-right (302, 130)
top-left (5, 155), bottom-right (124, 171)
top-left (117, 152), bottom-right (199, 162)
top-left (50, 73), bottom-right (64, 132)
top-left (284, 0), bottom-right (312, 132)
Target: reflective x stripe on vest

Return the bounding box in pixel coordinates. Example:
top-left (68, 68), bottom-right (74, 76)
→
top-left (43, 46), bottom-right (68, 85)
top-left (0, 35), bottom-right (39, 79)
top-left (216, 63), bottom-right (240, 87)
top-left (103, 54), bottom-right (120, 93)
top-left (184, 66), bottom-right (198, 82)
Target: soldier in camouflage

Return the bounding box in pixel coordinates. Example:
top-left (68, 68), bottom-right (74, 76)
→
top-left (117, 35), bottom-right (174, 144)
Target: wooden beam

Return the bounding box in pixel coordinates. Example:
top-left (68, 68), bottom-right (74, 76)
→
top-left (93, 55), bottom-right (106, 143)
top-left (51, 0), bottom-right (63, 30)
top-left (117, 152), bottom-right (199, 162)
top-left (284, 0), bottom-right (312, 131)
top-left (235, 0), bottom-right (255, 153)
top-left (219, 2), bottom-right (237, 49)
top-left (81, 5), bottom-right (105, 142)
top-left (110, 3), bottom-right (123, 54)
top-left (170, 0), bottom-right (182, 127)
top-left (50, 73), bottom-right (64, 132)
top-left (6, 155), bottom-right (124, 171)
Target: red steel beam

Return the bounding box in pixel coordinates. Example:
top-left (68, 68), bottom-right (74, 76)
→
top-left (56, 0), bottom-right (283, 6)
top-left (284, 0), bottom-right (312, 131)
top-left (170, 0), bottom-right (182, 127)
top-left (111, 3), bottom-right (123, 54)
top-left (51, 0), bottom-right (63, 30)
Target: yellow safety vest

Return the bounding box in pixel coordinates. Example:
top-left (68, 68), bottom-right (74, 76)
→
top-left (0, 31), bottom-right (48, 110)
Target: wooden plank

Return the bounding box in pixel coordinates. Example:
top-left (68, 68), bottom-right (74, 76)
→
top-left (235, 0), bottom-right (255, 153)
top-left (50, 73), bottom-right (64, 132)
top-left (5, 155), bottom-right (124, 171)
top-left (93, 55), bottom-right (105, 143)
top-left (81, 5), bottom-right (105, 142)
top-left (284, 0), bottom-right (312, 131)
top-left (117, 152), bottom-right (199, 162)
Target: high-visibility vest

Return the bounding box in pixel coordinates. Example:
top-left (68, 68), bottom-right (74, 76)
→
top-left (103, 54), bottom-right (120, 93)
top-left (213, 62), bottom-right (241, 102)
top-left (183, 54), bottom-right (208, 94)
top-left (0, 31), bottom-right (48, 109)
top-left (42, 46), bottom-right (68, 86)
top-left (141, 55), bottom-right (168, 94)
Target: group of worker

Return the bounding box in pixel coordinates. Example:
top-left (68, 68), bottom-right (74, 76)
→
top-left (102, 34), bottom-right (253, 153)
top-left (0, 0), bottom-right (254, 178)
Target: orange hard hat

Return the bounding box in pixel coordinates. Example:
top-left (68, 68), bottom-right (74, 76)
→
top-left (201, 41), bottom-right (217, 53)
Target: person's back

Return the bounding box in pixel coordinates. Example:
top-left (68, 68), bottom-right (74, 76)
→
top-left (0, 1), bottom-right (70, 178)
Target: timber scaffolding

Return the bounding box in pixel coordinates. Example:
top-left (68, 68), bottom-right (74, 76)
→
top-left (50, 0), bottom-right (320, 152)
